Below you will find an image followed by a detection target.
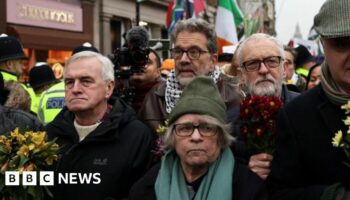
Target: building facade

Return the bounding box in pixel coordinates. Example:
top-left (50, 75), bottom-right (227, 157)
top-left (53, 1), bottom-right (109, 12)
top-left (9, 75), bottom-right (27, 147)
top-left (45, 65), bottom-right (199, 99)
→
top-left (0, 0), bottom-right (95, 62)
top-left (0, 0), bottom-right (275, 72)
top-left (96, 0), bottom-right (169, 55)
top-left (0, 0), bottom-right (170, 80)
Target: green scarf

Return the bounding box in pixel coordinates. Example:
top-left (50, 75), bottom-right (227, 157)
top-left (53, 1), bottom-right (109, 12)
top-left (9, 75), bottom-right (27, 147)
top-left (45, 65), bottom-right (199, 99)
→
top-left (155, 147), bottom-right (234, 200)
top-left (321, 62), bottom-right (350, 106)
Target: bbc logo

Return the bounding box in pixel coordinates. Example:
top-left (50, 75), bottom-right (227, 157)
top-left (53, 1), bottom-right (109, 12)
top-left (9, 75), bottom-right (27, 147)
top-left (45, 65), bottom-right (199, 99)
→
top-left (5, 171), bottom-right (54, 186)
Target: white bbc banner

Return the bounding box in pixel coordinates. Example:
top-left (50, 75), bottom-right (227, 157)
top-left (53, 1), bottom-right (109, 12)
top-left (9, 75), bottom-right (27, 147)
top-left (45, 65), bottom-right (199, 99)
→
top-left (5, 171), bottom-right (100, 186)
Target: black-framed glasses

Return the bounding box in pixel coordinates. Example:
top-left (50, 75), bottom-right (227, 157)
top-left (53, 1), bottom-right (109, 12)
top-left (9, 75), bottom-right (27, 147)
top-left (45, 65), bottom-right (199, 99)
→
top-left (242, 56), bottom-right (283, 72)
top-left (174, 123), bottom-right (218, 137)
top-left (170, 47), bottom-right (209, 60)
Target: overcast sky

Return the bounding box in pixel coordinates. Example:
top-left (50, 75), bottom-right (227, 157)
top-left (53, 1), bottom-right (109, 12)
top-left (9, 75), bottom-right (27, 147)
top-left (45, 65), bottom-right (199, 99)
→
top-left (275, 0), bottom-right (326, 44)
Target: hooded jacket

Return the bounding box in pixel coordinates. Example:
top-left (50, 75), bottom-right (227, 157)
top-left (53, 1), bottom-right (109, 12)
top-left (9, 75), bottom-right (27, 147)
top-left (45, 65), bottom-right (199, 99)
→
top-left (45, 98), bottom-right (153, 200)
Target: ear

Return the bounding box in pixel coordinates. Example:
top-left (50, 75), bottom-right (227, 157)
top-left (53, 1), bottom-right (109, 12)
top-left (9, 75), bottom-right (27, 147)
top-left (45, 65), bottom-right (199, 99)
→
top-left (210, 53), bottom-right (218, 71)
top-left (282, 60), bottom-right (288, 79)
top-left (155, 67), bottom-right (161, 79)
top-left (5, 60), bottom-right (13, 67)
top-left (105, 80), bottom-right (115, 98)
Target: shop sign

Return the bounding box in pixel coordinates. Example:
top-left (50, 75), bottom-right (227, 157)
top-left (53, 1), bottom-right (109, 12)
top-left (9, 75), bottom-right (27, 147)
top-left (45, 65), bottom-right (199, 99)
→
top-left (7, 0), bottom-right (83, 32)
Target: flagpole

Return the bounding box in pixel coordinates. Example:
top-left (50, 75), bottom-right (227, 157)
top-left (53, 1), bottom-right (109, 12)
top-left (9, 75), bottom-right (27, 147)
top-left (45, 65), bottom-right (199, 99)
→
top-left (136, 0), bottom-right (140, 26)
top-left (136, 0), bottom-right (148, 26)
top-left (186, 0), bottom-right (191, 18)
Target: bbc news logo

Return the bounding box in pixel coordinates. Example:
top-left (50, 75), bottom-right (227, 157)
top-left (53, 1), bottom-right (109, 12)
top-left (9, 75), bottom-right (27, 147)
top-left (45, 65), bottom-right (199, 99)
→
top-left (5, 171), bottom-right (101, 186)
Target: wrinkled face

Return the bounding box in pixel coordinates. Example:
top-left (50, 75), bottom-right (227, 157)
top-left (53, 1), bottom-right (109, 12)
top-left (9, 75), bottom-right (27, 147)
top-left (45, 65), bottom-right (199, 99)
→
top-left (174, 31), bottom-right (216, 87)
top-left (241, 39), bottom-right (285, 96)
top-left (173, 114), bottom-right (221, 169)
top-left (284, 50), bottom-right (295, 80)
top-left (64, 57), bottom-right (114, 113)
top-left (322, 37), bottom-right (350, 93)
top-left (130, 51), bottom-right (160, 84)
top-left (307, 65), bottom-right (321, 90)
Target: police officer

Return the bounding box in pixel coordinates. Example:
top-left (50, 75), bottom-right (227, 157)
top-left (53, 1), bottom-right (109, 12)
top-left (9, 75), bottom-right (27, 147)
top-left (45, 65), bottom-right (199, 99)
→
top-left (29, 63), bottom-right (57, 115)
top-left (0, 34), bottom-right (39, 112)
top-left (0, 34), bottom-right (27, 81)
top-left (38, 81), bottom-right (65, 124)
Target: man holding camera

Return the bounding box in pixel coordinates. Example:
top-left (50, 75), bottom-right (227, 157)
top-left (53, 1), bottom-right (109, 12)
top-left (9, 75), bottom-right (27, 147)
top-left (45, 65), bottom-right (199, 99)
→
top-left (139, 18), bottom-right (242, 132)
top-left (129, 49), bottom-right (161, 112)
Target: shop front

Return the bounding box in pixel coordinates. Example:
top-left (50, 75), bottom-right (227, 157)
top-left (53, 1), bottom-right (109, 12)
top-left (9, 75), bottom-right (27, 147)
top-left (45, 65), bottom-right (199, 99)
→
top-left (0, 0), bottom-right (95, 81)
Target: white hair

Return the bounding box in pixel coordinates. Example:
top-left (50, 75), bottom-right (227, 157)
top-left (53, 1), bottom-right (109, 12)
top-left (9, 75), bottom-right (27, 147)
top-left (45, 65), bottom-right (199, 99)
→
top-left (236, 33), bottom-right (285, 67)
top-left (64, 51), bottom-right (115, 81)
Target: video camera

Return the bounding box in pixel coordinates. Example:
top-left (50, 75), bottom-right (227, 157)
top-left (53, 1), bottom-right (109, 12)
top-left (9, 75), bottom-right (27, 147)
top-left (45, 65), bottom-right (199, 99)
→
top-left (112, 46), bottom-right (150, 79)
top-left (109, 26), bottom-right (150, 105)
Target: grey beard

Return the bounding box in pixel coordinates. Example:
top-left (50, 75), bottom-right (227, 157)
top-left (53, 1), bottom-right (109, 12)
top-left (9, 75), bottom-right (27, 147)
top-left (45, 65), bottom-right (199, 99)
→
top-left (247, 77), bottom-right (282, 97)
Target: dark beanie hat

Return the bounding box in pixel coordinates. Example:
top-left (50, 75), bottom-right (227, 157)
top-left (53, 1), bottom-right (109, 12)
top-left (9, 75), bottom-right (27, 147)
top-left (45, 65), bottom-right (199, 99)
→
top-left (168, 76), bottom-right (227, 125)
top-left (29, 63), bottom-right (56, 89)
top-left (72, 42), bottom-right (99, 55)
top-left (294, 45), bottom-right (314, 67)
top-left (0, 34), bottom-right (27, 62)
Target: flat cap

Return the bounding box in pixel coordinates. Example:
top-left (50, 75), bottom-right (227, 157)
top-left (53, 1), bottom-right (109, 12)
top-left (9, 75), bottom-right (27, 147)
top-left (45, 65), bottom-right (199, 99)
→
top-left (314, 0), bottom-right (350, 38)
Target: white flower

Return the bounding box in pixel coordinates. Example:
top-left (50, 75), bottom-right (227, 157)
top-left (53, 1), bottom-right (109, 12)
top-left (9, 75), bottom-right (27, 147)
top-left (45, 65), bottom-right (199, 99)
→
top-left (344, 117), bottom-right (350, 126)
top-left (332, 130), bottom-right (343, 147)
top-left (341, 101), bottom-right (350, 114)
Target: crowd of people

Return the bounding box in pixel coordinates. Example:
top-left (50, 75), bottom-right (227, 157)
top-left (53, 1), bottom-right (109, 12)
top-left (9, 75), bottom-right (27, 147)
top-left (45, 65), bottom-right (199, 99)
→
top-left (0, 0), bottom-right (349, 199)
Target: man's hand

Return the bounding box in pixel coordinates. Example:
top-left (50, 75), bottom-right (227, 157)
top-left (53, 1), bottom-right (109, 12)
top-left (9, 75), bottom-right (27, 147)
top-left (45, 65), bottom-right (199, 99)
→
top-left (248, 153), bottom-right (273, 180)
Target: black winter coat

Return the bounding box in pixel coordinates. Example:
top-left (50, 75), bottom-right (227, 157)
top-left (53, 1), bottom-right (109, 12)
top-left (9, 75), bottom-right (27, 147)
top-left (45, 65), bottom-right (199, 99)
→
top-left (128, 157), bottom-right (268, 200)
top-left (45, 99), bottom-right (153, 200)
top-left (267, 85), bottom-right (350, 200)
top-left (0, 105), bottom-right (43, 133)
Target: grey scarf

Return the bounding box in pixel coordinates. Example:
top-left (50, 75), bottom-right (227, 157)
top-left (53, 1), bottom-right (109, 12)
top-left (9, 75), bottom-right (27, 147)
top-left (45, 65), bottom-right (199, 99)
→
top-left (321, 62), bottom-right (350, 106)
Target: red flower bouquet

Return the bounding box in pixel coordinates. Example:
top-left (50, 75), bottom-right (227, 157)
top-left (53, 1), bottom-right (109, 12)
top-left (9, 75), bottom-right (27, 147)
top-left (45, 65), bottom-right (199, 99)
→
top-left (239, 96), bottom-right (283, 155)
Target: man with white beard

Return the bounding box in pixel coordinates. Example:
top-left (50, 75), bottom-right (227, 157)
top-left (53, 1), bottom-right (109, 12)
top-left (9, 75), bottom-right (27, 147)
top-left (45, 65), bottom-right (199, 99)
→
top-left (232, 33), bottom-right (299, 180)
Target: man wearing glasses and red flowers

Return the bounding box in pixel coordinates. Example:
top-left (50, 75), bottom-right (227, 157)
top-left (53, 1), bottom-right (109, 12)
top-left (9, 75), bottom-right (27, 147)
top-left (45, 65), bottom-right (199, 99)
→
top-left (232, 33), bottom-right (299, 180)
top-left (139, 18), bottom-right (243, 134)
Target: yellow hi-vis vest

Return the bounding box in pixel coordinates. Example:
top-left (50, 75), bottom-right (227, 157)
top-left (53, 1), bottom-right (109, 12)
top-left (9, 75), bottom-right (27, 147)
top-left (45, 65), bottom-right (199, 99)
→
top-left (296, 68), bottom-right (309, 78)
top-left (1, 71), bottom-right (18, 81)
top-left (25, 86), bottom-right (39, 114)
top-left (38, 81), bottom-right (65, 124)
